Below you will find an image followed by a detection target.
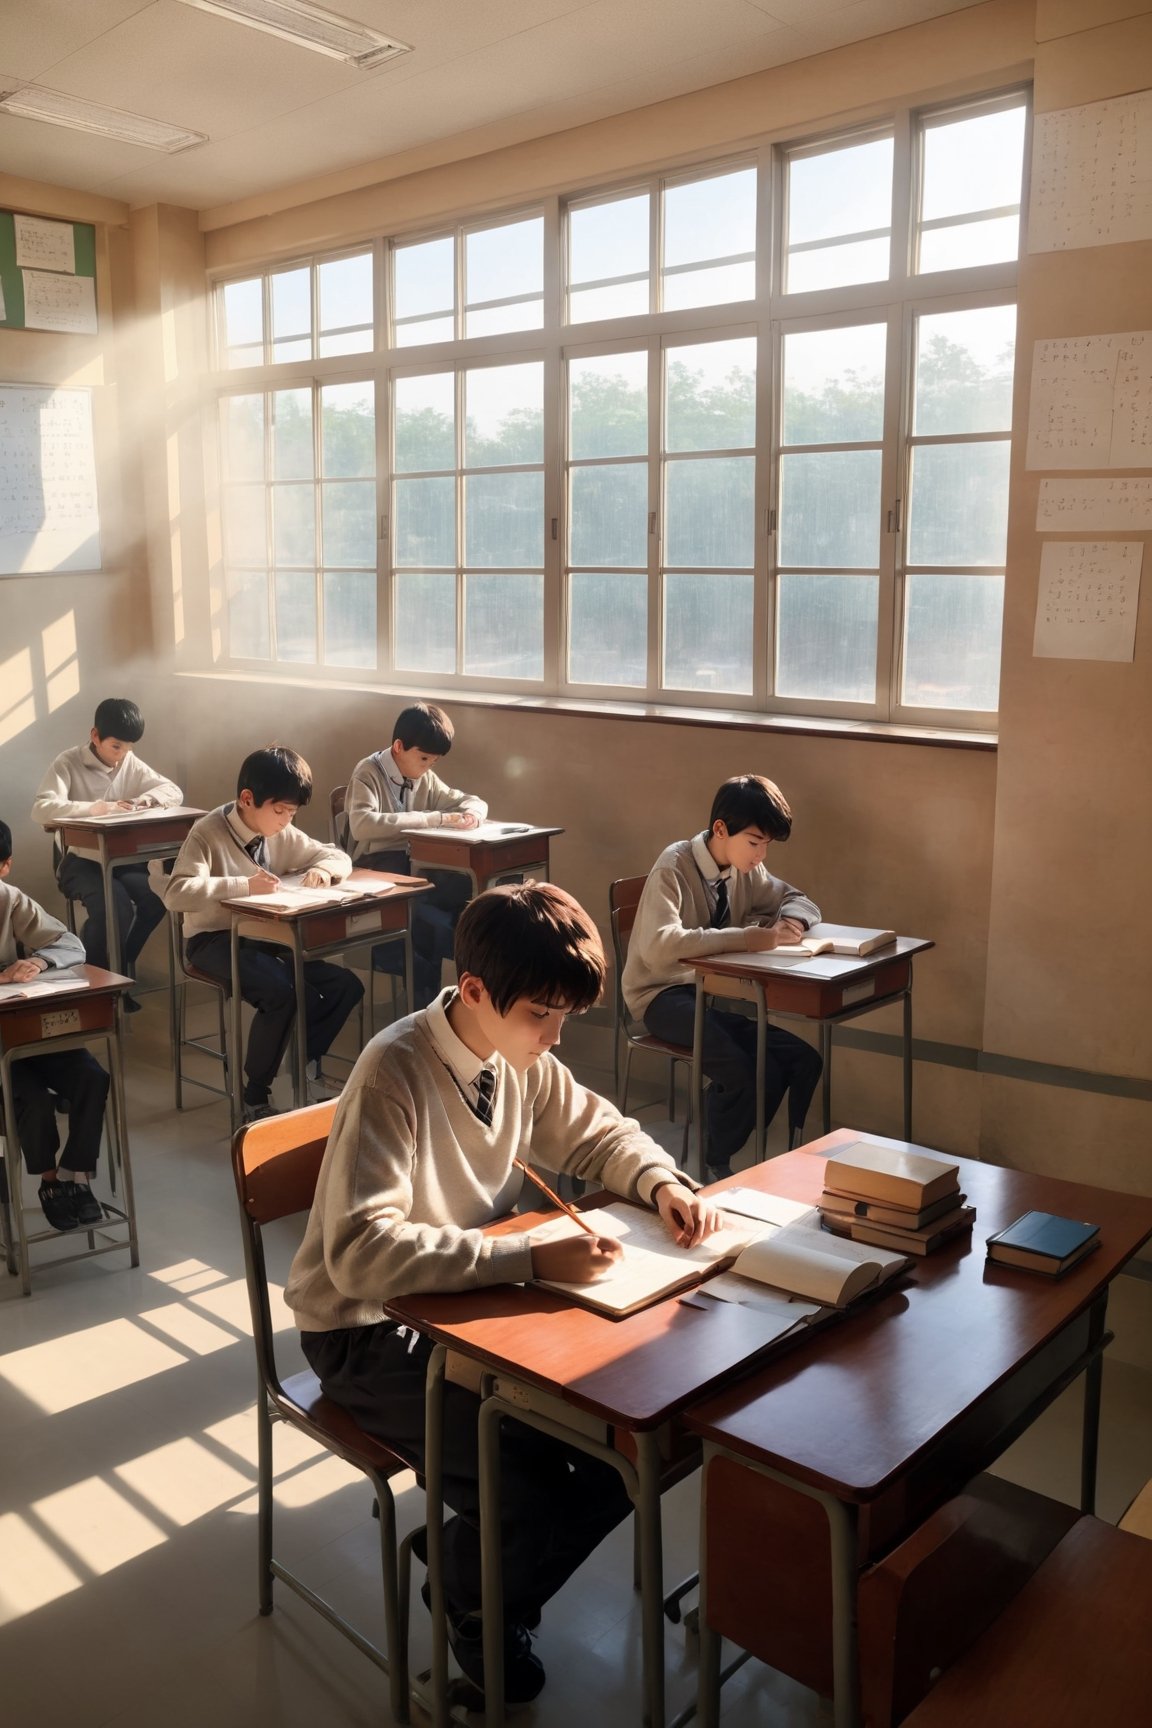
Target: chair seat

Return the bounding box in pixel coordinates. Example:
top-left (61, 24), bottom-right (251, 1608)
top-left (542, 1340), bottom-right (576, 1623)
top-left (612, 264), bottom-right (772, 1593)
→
top-left (185, 964), bottom-right (229, 992)
top-left (278, 1368), bottom-right (413, 1479)
top-left (627, 1030), bottom-right (693, 1062)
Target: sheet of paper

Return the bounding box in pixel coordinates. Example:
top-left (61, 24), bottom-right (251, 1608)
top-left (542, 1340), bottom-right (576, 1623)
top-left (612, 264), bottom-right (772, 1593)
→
top-left (22, 269), bottom-right (97, 335)
top-left (14, 212), bottom-right (76, 274)
top-left (695, 1273), bottom-right (821, 1325)
top-left (717, 1189), bottom-right (816, 1229)
top-left (0, 279), bottom-right (6, 321)
top-left (1030, 92), bottom-right (1152, 253)
top-left (0, 384), bottom-right (101, 574)
top-left (0, 975), bottom-right (90, 1004)
top-left (1037, 478), bottom-right (1152, 531)
top-left (530, 1203), bottom-right (761, 1312)
top-left (1033, 540), bottom-right (1143, 661)
top-left (82, 804), bottom-right (195, 823)
top-left (1026, 332), bottom-right (1152, 469)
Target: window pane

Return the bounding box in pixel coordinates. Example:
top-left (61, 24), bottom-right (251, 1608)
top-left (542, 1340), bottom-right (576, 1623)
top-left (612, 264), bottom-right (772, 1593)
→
top-left (569, 281), bottom-right (649, 323)
top-left (394, 236), bottom-right (454, 322)
top-left (395, 571), bottom-right (455, 672)
top-left (786, 237), bottom-right (890, 294)
top-left (321, 481), bottom-right (376, 567)
top-left (569, 194), bottom-right (649, 285)
top-left (907, 442), bottom-right (1010, 566)
top-left (775, 574), bottom-right (877, 701)
top-left (465, 363), bottom-right (544, 466)
top-left (570, 463), bottom-right (648, 566)
top-left (228, 570), bottom-right (269, 659)
top-left (782, 324), bottom-right (886, 445)
top-left (570, 351), bottom-right (647, 459)
top-left (395, 372), bottom-right (455, 472)
top-left (465, 300), bottom-right (544, 337)
top-left (271, 268), bottom-right (310, 341)
top-left (224, 486), bottom-right (266, 565)
top-left (666, 338), bottom-right (755, 452)
top-left (272, 338), bottom-right (311, 363)
top-left (466, 216), bottom-right (544, 305)
top-left (465, 573), bottom-right (543, 679)
top-left (569, 571), bottom-right (647, 686)
top-left (223, 278), bottom-right (262, 349)
top-left (902, 574), bottom-right (1003, 710)
top-left (778, 450), bottom-right (881, 567)
top-left (274, 570), bottom-right (316, 662)
top-left (914, 306), bottom-right (1016, 435)
top-left (919, 216), bottom-right (1020, 274)
top-left (465, 471), bottom-right (544, 567)
top-left (663, 573), bottom-right (753, 693)
top-left (665, 457), bottom-right (754, 566)
top-left (319, 329), bottom-right (373, 357)
top-left (664, 169), bottom-right (756, 268)
top-left (396, 315), bottom-right (455, 348)
top-left (323, 570), bottom-right (376, 668)
top-left (271, 389), bottom-right (313, 479)
top-left (226, 343), bottom-right (264, 370)
top-left (272, 484), bottom-right (315, 565)
top-left (663, 261), bottom-right (755, 311)
top-left (922, 106), bottom-right (1026, 221)
top-left (787, 137), bottom-right (893, 245)
top-left (318, 252), bottom-right (372, 333)
top-left (321, 381), bottom-right (375, 477)
top-left (223, 395), bottom-right (264, 482)
top-left (395, 476), bottom-right (455, 566)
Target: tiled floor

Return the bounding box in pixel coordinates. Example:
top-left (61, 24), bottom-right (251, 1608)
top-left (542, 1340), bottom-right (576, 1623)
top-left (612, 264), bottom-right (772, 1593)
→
top-left (1, 983), bottom-right (1149, 1728)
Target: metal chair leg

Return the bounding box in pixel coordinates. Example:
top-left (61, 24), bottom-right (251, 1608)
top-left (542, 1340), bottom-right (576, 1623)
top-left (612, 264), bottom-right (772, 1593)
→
top-left (621, 1043), bottom-right (634, 1115)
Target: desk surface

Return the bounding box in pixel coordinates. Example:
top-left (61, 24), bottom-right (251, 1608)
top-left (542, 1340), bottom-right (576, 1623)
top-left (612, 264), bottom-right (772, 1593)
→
top-left (0, 963), bottom-right (133, 1009)
top-left (686, 1128), bottom-right (1152, 1501)
top-left (691, 935), bottom-right (933, 985)
top-left (221, 868), bottom-right (432, 921)
top-left (42, 806), bottom-right (205, 832)
top-left (402, 822), bottom-right (563, 849)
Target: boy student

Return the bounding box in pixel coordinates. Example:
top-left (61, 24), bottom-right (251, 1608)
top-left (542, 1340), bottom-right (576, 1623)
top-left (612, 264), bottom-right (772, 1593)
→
top-left (286, 881), bottom-right (718, 1706)
top-left (32, 698), bottom-right (182, 1003)
top-left (623, 774), bottom-right (823, 1178)
top-left (0, 819), bottom-right (110, 1233)
top-left (163, 746), bottom-right (363, 1122)
top-left (345, 702), bottom-right (488, 1009)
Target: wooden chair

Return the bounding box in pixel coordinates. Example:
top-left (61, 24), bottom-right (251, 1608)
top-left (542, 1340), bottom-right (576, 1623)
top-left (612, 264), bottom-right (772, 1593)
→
top-left (608, 876), bottom-right (698, 1163)
top-left (231, 1103), bottom-right (421, 1722)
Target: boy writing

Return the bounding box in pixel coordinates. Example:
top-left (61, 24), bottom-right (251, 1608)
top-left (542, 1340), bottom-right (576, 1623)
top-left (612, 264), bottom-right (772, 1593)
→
top-left (345, 702), bottom-right (488, 1009)
top-left (163, 746), bottom-right (362, 1121)
top-left (0, 819), bottom-right (110, 1233)
top-left (286, 881), bottom-right (718, 1705)
top-left (32, 697), bottom-right (182, 1003)
top-left (623, 774), bottom-right (823, 1177)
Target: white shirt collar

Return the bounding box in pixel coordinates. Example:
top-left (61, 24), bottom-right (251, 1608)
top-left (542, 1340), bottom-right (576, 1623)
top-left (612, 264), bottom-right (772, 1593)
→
top-left (224, 802), bottom-right (263, 851)
top-left (424, 987), bottom-right (491, 1091)
top-left (691, 832), bottom-right (730, 883)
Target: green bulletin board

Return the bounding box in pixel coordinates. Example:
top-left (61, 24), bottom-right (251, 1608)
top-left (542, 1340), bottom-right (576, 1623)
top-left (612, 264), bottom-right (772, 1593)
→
top-left (0, 209), bottom-right (97, 330)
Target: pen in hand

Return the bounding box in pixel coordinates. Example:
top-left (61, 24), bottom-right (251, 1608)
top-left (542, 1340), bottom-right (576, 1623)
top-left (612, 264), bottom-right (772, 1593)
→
top-left (514, 1157), bottom-right (601, 1238)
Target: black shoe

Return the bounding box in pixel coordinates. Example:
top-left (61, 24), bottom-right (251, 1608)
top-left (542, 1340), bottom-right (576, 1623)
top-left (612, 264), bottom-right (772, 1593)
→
top-left (123, 994), bottom-right (143, 1014)
top-left (446, 1612), bottom-right (545, 1706)
top-left (60, 1181), bottom-right (102, 1226)
top-left (420, 1576), bottom-right (541, 1636)
top-left (38, 1181), bottom-right (78, 1232)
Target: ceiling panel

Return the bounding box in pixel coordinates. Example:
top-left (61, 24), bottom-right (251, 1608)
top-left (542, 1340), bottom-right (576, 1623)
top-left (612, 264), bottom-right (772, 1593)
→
top-left (0, 108), bottom-right (157, 192)
top-left (0, 0), bottom-right (155, 83)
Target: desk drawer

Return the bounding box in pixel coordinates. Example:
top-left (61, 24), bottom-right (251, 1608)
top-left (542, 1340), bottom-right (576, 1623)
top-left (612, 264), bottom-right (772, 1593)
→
top-left (1, 994), bottom-right (117, 1051)
top-left (758, 956), bottom-right (911, 1018)
top-left (302, 899), bottom-right (409, 949)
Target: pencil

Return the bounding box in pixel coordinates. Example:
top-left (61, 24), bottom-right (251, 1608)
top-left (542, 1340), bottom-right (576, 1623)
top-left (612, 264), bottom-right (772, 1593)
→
top-left (513, 1158), bottom-right (601, 1239)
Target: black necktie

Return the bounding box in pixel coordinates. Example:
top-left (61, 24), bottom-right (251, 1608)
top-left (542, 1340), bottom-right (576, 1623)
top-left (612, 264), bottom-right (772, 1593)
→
top-left (246, 835), bottom-right (268, 870)
top-left (474, 1068), bottom-right (496, 1127)
top-left (400, 777), bottom-right (414, 808)
top-left (713, 877), bottom-right (730, 929)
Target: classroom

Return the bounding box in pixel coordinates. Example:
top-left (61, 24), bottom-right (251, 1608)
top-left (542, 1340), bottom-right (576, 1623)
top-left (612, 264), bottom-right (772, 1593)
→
top-left (1, 1), bottom-right (1150, 1724)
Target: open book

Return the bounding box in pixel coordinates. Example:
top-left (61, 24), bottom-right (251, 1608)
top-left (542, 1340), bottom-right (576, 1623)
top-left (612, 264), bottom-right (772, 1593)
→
top-left (530, 1202), bottom-right (762, 1317)
top-left (704, 1218), bottom-right (911, 1310)
top-left (77, 804), bottom-right (201, 823)
top-left (0, 970), bottom-right (90, 1004)
top-left (242, 874), bottom-right (396, 912)
top-left (772, 923), bottom-right (896, 958)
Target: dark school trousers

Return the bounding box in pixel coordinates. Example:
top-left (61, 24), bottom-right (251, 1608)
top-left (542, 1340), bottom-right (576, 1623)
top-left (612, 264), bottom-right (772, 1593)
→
top-left (644, 984), bottom-right (822, 1168)
top-left (186, 932), bottom-right (363, 1095)
top-left (8, 1049), bottom-right (110, 1177)
top-left (58, 852), bottom-right (166, 973)
top-left (302, 1322), bottom-right (632, 1626)
top-left (361, 848), bottom-right (471, 1010)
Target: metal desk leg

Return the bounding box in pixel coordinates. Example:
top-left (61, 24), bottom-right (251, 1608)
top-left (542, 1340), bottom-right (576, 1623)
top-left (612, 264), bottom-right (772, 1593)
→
top-left (902, 987), bottom-right (913, 1140)
top-left (424, 1343), bottom-right (450, 1728)
top-left (404, 924), bottom-right (414, 1019)
top-left (1080, 1295), bottom-right (1108, 1515)
top-left (291, 935), bottom-right (308, 1110)
top-left (635, 1429), bottom-right (666, 1728)
top-left (692, 987), bottom-right (707, 1181)
top-left (478, 1398), bottom-right (507, 1728)
top-left (826, 1494), bottom-right (860, 1728)
top-left (0, 1052), bottom-right (31, 1295)
top-left (229, 921), bottom-right (244, 1133)
top-left (105, 1007), bottom-right (139, 1268)
top-left (698, 1443), bottom-right (723, 1728)
top-left (821, 1021), bottom-right (833, 1135)
top-left (169, 915), bottom-right (183, 1108)
top-left (99, 834), bottom-right (122, 977)
top-left (754, 997), bottom-right (766, 1163)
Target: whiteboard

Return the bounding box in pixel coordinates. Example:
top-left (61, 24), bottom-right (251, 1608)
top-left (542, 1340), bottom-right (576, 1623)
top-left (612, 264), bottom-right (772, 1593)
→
top-left (0, 385), bottom-right (101, 575)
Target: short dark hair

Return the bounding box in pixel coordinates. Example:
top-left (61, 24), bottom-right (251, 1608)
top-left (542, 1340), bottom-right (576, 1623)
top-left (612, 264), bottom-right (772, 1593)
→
top-left (454, 882), bottom-right (606, 1015)
top-left (392, 702), bottom-right (453, 756)
top-left (0, 819), bottom-right (11, 864)
top-left (709, 774), bottom-right (793, 842)
top-left (94, 698), bottom-right (144, 742)
top-left (237, 746), bottom-right (313, 808)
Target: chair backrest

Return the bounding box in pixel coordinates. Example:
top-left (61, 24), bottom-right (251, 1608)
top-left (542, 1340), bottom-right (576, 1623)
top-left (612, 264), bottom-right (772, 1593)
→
top-left (231, 1101), bottom-right (339, 1394)
top-left (608, 876), bottom-right (649, 1032)
top-left (329, 784), bottom-right (349, 850)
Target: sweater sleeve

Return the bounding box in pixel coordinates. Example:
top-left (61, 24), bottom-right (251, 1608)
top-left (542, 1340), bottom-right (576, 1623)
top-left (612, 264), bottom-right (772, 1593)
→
top-left (163, 828), bottom-right (250, 910)
top-left (525, 1056), bottom-right (696, 1205)
top-left (747, 869), bottom-right (821, 930)
top-left (31, 754), bottom-right (95, 823)
top-left (631, 864), bottom-right (759, 972)
top-left (13, 892), bottom-right (86, 969)
top-left (345, 763), bottom-right (422, 840)
top-left (123, 755), bottom-right (183, 808)
top-left (273, 826), bottom-right (353, 881)
top-left (419, 770), bottom-right (488, 823)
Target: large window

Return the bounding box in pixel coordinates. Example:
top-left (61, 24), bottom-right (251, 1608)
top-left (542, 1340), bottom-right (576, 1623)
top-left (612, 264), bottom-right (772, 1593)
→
top-left (213, 88), bottom-right (1028, 726)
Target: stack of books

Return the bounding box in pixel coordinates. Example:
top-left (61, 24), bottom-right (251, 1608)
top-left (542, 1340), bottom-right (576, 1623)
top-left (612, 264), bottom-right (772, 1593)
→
top-left (819, 1140), bottom-right (976, 1256)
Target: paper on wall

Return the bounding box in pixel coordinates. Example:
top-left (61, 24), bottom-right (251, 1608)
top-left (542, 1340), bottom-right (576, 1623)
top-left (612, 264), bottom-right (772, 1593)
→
top-left (1033, 541), bottom-right (1143, 662)
top-left (14, 212), bottom-right (76, 274)
top-left (21, 269), bottom-right (96, 335)
top-left (1026, 332), bottom-right (1152, 470)
top-left (1036, 478), bottom-right (1152, 532)
top-left (1030, 91), bottom-right (1152, 253)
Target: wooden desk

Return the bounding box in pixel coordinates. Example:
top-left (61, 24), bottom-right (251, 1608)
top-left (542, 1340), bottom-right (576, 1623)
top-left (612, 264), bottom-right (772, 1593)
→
top-left (43, 807), bottom-right (205, 976)
top-left (689, 934), bottom-right (934, 1162)
top-left (0, 965), bottom-right (139, 1296)
top-left (404, 822), bottom-right (563, 898)
top-left (685, 1128), bottom-right (1152, 1728)
top-left (219, 870), bottom-right (433, 1129)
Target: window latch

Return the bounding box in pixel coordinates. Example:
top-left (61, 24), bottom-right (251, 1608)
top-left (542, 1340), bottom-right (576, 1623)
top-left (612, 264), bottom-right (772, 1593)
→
top-left (887, 498), bottom-right (902, 534)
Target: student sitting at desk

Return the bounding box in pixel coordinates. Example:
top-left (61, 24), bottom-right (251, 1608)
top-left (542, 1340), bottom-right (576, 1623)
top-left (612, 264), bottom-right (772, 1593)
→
top-left (163, 746), bottom-right (362, 1122)
top-left (0, 819), bottom-right (109, 1233)
top-left (32, 696), bottom-right (182, 1008)
top-left (285, 881), bottom-right (718, 1707)
top-left (345, 701), bottom-right (488, 1010)
top-left (623, 773), bottom-right (823, 1178)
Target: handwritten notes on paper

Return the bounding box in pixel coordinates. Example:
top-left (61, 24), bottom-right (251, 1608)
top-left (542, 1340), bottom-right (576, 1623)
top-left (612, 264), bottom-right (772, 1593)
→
top-left (1026, 332), bottom-right (1152, 469)
top-left (1030, 91), bottom-right (1152, 253)
top-left (1033, 541), bottom-right (1143, 662)
top-left (13, 213), bottom-right (76, 275)
top-left (21, 270), bottom-right (97, 335)
top-left (1037, 478), bottom-right (1152, 532)
top-left (0, 386), bottom-right (101, 574)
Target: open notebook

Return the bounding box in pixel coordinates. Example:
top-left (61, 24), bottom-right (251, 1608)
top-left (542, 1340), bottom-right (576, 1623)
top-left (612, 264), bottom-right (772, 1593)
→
top-left (0, 969), bottom-right (90, 1004)
top-left (241, 874), bottom-right (396, 912)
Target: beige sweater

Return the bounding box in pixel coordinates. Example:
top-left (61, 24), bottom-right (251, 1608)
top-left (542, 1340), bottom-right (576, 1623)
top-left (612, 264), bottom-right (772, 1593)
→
top-left (622, 835), bottom-right (821, 1020)
top-left (345, 753), bottom-right (487, 862)
top-left (0, 882), bottom-right (86, 971)
top-left (33, 743), bottom-right (183, 863)
top-left (163, 804), bottom-right (352, 940)
top-left (285, 1001), bottom-right (692, 1332)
